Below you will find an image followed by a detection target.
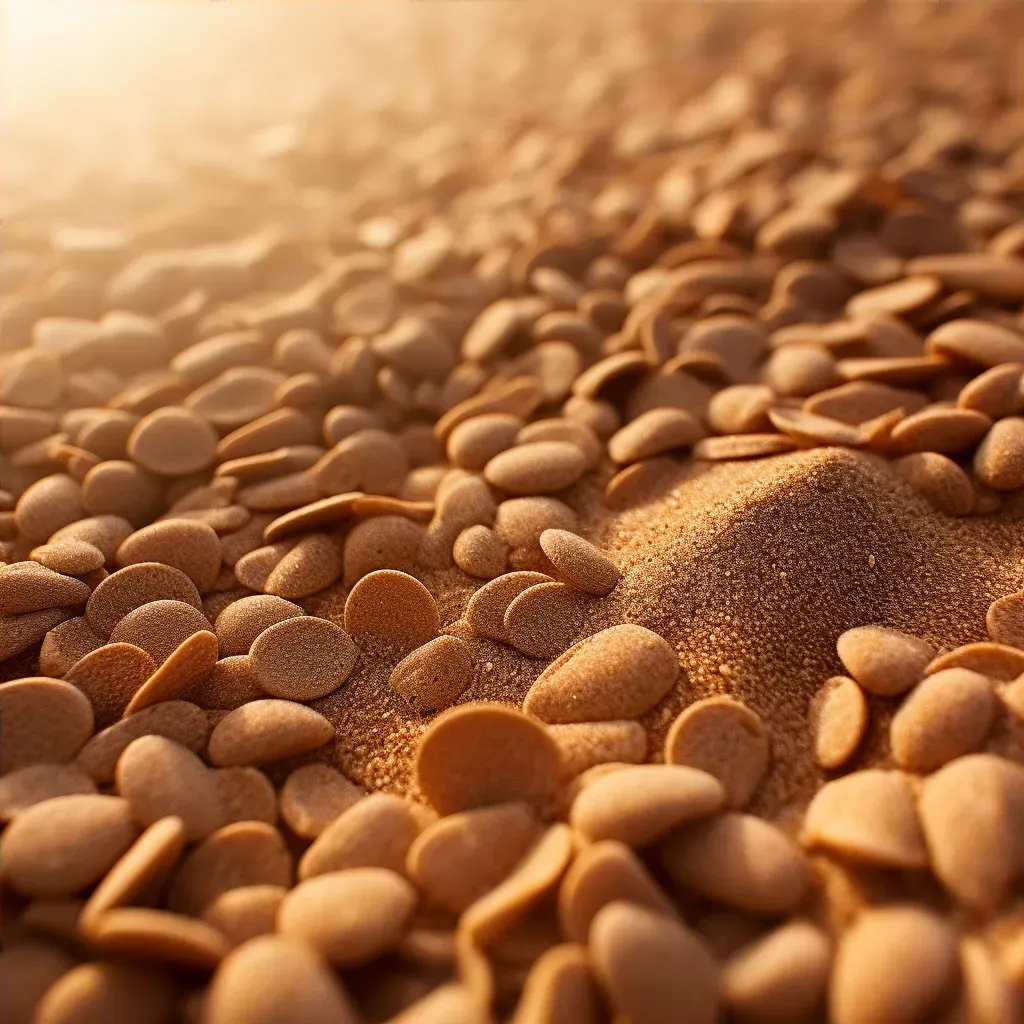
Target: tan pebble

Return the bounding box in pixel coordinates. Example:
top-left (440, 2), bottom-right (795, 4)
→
top-left (299, 792), bottom-right (424, 878)
top-left (894, 452), bottom-right (975, 515)
top-left (1, 939), bottom-right (77, 1024)
top-left (763, 344), bottom-right (842, 398)
top-left (207, 699), bottom-right (334, 766)
top-left (202, 936), bottom-right (358, 1024)
top-left (167, 820), bottom-right (292, 917)
top-left (918, 754), bottom-right (1024, 911)
top-left (495, 496), bottom-right (578, 549)
top-left (571, 764), bottom-right (725, 846)
top-left (0, 607), bottom-right (73, 661)
top-left (590, 902), bottom-right (720, 1024)
top-left (116, 519), bottom-right (221, 592)
top-left (484, 441), bottom-right (586, 495)
top-left (524, 623), bottom-right (679, 722)
top-left (693, 434), bottom-right (799, 461)
top-left (81, 460), bottom-right (162, 525)
top-left (263, 532), bottom-right (342, 599)
top-left (124, 629), bottom-right (219, 713)
top-left (538, 529), bottom-right (619, 596)
top-left (835, 624), bottom-right (934, 696)
top-left (189, 655), bottom-right (265, 711)
top-left (512, 943), bottom-right (600, 1024)
top-left (447, 413), bottom-right (523, 470)
top-left (518, 418), bottom-right (602, 470)
top-left (64, 642), bottom-right (155, 725)
top-left (661, 812), bottom-right (810, 914)
top-left (86, 562), bottom-right (202, 638)
top-left (343, 514), bottom-right (424, 586)
top-left (464, 571), bottom-right (553, 642)
top-left (722, 921), bottom-right (832, 1024)
top-left (14, 473), bottom-right (85, 543)
top-left (278, 867), bottom-right (417, 966)
top-left (959, 936), bottom-right (1018, 1024)
top-left (890, 405), bottom-right (991, 455)
top-left (35, 962), bottom-right (178, 1024)
top-left (280, 763), bottom-right (363, 839)
top-left (249, 616), bottom-right (355, 701)
top-left (236, 470), bottom-right (321, 512)
top-left (0, 561), bottom-right (91, 615)
top-left (504, 581), bottom-right (588, 658)
top-left (0, 794), bottom-right (137, 897)
top-left (407, 802), bottom-right (542, 913)
top-left (802, 769), bottom-right (928, 869)
top-left (0, 763), bottom-right (96, 821)
top-left (216, 408), bottom-right (319, 463)
top-left (185, 366), bottom-right (284, 431)
top-left (312, 428), bottom-right (409, 497)
top-left (958, 361), bottom-right (1024, 418)
top-left (416, 703), bottom-right (561, 815)
top-left (50, 514), bottom-right (134, 565)
top-left (829, 906), bottom-right (958, 1024)
top-left (233, 541), bottom-right (293, 591)
top-left (128, 406), bottom-right (218, 476)
top-left (116, 735), bottom-right (225, 840)
top-left (767, 407), bottom-right (863, 447)
top-left (351, 494), bottom-right (434, 523)
top-left (390, 634), bottom-right (472, 713)
top-left (608, 408), bottom-right (704, 464)
top-left (453, 525), bottom-right (508, 579)
top-left (0, 677), bottom-right (94, 772)
top-left (214, 594), bottom-right (303, 655)
top-left (38, 616), bottom-right (103, 676)
top-left (80, 817), bottom-right (187, 930)
top-left (261, 493), bottom-right (361, 544)
top-left (201, 885), bottom-right (287, 947)
top-left (322, 405), bottom-right (381, 445)
top-left (109, 600), bottom-right (211, 664)
top-left (890, 668), bottom-right (995, 772)
top-left (558, 840), bottom-right (678, 944)
top-left (974, 417), bottom-right (1024, 491)
top-left (30, 539), bottom-right (105, 575)
top-left (344, 568), bottom-right (439, 648)
top-left (987, 590), bottom-right (1024, 647)
top-left (927, 641), bottom-right (1024, 680)
top-left (548, 721), bottom-right (647, 779)
top-left (708, 384), bottom-right (774, 434)
top-left (214, 766), bottom-right (278, 826)
top-left (810, 676), bottom-right (868, 770)
top-left (926, 317), bottom-right (1024, 366)
top-left (85, 906), bottom-right (229, 969)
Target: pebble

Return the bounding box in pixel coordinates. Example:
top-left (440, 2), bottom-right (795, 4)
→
top-left (523, 623), bottom-right (679, 722)
top-left (0, 763), bottom-right (96, 821)
top-left (200, 885), bottom-right (287, 947)
top-left (484, 441), bottom-right (586, 495)
top-left (123, 629), bottom-right (219, 713)
top-left (35, 962), bottom-right (178, 1024)
top-left (115, 518), bottom-right (222, 592)
top-left (278, 867), bottom-right (417, 966)
top-left (415, 703), bottom-right (561, 815)
top-left (64, 642), bottom-right (155, 726)
top-left (503, 581), bottom-right (589, 658)
top-left (660, 812), bottom-right (810, 914)
top-left (494, 496), bottom-right (578, 549)
top-left (127, 405), bottom-right (219, 476)
top-left (108, 600), bottom-right (211, 664)
top-left (86, 906), bottom-right (229, 969)
top-left (453, 525), bottom-right (508, 579)
top-left (1, 940), bottom-right (77, 1024)
top-left (926, 317), bottom-right (1024, 367)
top-left (447, 413), bottom-right (524, 470)
top-left (207, 699), bottom-right (334, 766)
top-left (512, 944), bottom-right (599, 1024)
top-left (589, 902), bottom-right (720, 1024)
top-left (249, 615), bottom-right (357, 701)
top-left (279, 764), bottom-right (364, 840)
top-left (344, 568), bottom-right (440, 649)
top-left (926, 641), bottom-right (1024, 680)
top-left (538, 529), bottom-right (619, 596)
top-left (894, 451), bottom-right (975, 515)
top-left (664, 696), bottom-right (770, 809)
top-left (829, 906), bottom-right (958, 1024)
top-left (390, 634), bottom-right (472, 713)
top-left (548, 720), bottom-right (647, 778)
top-left (974, 416), bottom-right (1024, 491)
top-left (263, 532), bottom-right (342, 599)
top-left (810, 676), bottom-right (868, 770)
top-left (37, 616), bottom-right (102, 676)
top-left (29, 539), bottom-right (106, 575)
top-left (802, 769), bottom-right (929, 869)
top-left (389, 984), bottom-right (486, 1024)
top-left (13, 474), bottom-right (84, 543)
top-left (213, 594), bottom-right (304, 655)
top-left (0, 677), bottom-right (94, 772)
top-left (50, 513), bottom-right (133, 565)
top-left (85, 562), bottom-right (203, 638)
top-left (81, 460), bottom-right (162, 525)
top-left (1, 608), bottom-right (77, 662)
top-left (0, 794), bottom-right (138, 897)
top-left (608, 408), bottom-right (704, 464)
top-left (406, 801), bottom-right (542, 913)
top-left (214, 766), bottom-right (278, 826)
top-left (0, 562), bottom-right (90, 618)
top-left (986, 590), bottom-right (1024, 647)
top-left (518, 418), bottom-right (602, 469)
top-left (835, 624), bottom-right (934, 696)
top-left (958, 361), bottom-right (1024, 418)
top-left (890, 405), bottom-right (992, 455)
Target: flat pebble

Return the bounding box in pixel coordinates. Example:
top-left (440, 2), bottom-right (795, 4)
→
top-left (116, 518), bottom-right (222, 592)
top-left (14, 474), bottom-right (84, 542)
top-left (263, 532), bottom-right (342, 599)
top-left (207, 699), bottom-right (335, 765)
top-left (524, 623), bottom-right (679, 722)
top-left (810, 676), bottom-right (868, 770)
top-left (50, 514), bottom-right (133, 565)
top-left (388, 984), bottom-right (486, 1024)
top-left (494, 496), bottom-right (578, 549)
top-left (664, 696), bottom-right (770, 809)
top-left (0, 608), bottom-right (77, 663)
top-left (214, 766), bottom-right (278, 825)
top-left (64, 642), bottom-right (155, 726)
top-left (86, 562), bottom-right (203, 638)
top-left (109, 600), bottom-right (211, 664)
top-left (608, 408), bottom-right (704, 464)
top-left (1, 940), bottom-right (77, 1024)
top-left (390, 634), bottom-right (472, 713)
top-left (279, 763), bottom-right (364, 839)
top-left (0, 763), bottom-right (97, 821)
top-left (895, 452), bottom-right (975, 516)
top-left (465, 571), bottom-right (553, 642)
top-left (124, 629), bottom-right (219, 712)
top-left (30, 539), bottom-right (106, 575)
top-left (0, 677), bottom-right (94, 772)
top-left (547, 720), bottom-right (647, 779)
top-left (802, 769), bottom-right (929, 869)
top-left (38, 616), bottom-right (104, 676)
top-left (538, 529), bottom-right (619, 596)
top-left (127, 405), bottom-right (218, 476)
top-left (484, 441), bottom-right (586, 495)
top-left (0, 561), bottom-right (91, 615)
top-left (415, 703), bottom-right (561, 815)
top-left (975, 417), bottom-right (1024, 491)
top-left (512, 944), bottom-right (600, 1024)
top-left (835, 624), bottom-right (934, 696)
top-left (201, 885), bottom-right (287, 947)
top-left (81, 460), bottom-right (162, 525)
top-left (278, 867), bottom-right (417, 966)
top-left (926, 641), bottom-right (1024, 680)
top-left (987, 590), bottom-right (1024, 648)
top-left (35, 962), bottom-right (177, 1024)
top-left (504, 581), bottom-right (589, 658)
top-left (214, 594), bottom-right (304, 655)
top-left (344, 569), bottom-right (439, 649)
top-left (84, 906), bottom-right (229, 969)
top-left (453, 525), bottom-right (508, 579)
top-left (250, 616), bottom-right (357, 701)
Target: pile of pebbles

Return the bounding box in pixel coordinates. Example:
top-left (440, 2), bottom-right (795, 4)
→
top-left (4, 4), bottom-right (1024, 1023)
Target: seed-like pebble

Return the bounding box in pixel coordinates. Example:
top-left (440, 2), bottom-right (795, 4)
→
top-left (0, 562), bottom-right (91, 617)
top-left (1, 940), bottom-right (78, 1024)
top-left (344, 569), bottom-right (439, 649)
top-left (484, 441), bottom-right (586, 495)
top-left (86, 562), bottom-right (203, 638)
top-left (927, 641), bottom-right (1024, 680)
top-left (895, 451), bottom-right (975, 515)
top-left (835, 624), bottom-right (934, 696)
top-left (81, 460), bottom-right (162, 525)
top-left (504, 581), bottom-right (589, 658)
top-left (128, 405), bottom-right (218, 476)
top-left (207, 699), bottom-right (334, 766)
top-left (263, 532), bottom-right (342, 599)
top-left (35, 962), bottom-right (178, 1024)
top-left (201, 885), bottom-right (287, 947)
top-left (0, 763), bottom-right (96, 821)
top-left (810, 676), bottom-right (868, 770)
top-left (447, 413), bottom-right (523, 471)
top-left (85, 906), bottom-right (229, 969)
top-left (50, 514), bottom-right (133, 565)
top-left (547, 720), bottom-right (647, 780)
top-left (116, 518), bottom-right (222, 592)
top-left (494, 496), bottom-right (578, 549)
top-left (109, 600), bottom-right (211, 664)
top-left (538, 529), bottom-right (619, 596)
top-left (249, 615), bottom-right (356, 701)
top-left (14, 474), bottom-right (85, 543)
top-left (124, 629), bottom-right (219, 713)
top-left (390, 634), bottom-right (472, 713)
top-left (64, 642), bottom-right (155, 726)
top-left (608, 408), bottom-right (704, 464)
top-left (453, 525), bottom-right (508, 579)
top-left (986, 590), bottom-right (1024, 647)
top-left (974, 416), bottom-right (1024, 491)
top-left (415, 702), bottom-right (561, 815)
top-left (0, 677), bottom-right (94, 773)
top-left (512, 943), bottom-right (599, 1024)
top-left (0, 608), bottom-right (75, 662)
top-left (214, 594), bottom-right (304, 656)
top-left (38, 615), bottom-right (103, 676)
top-left (29, 539), bottom-right (105, 576)
top-left (214, 766), bottom-right (278, 826)
top-left (279, 763), bottom-right (364, 840)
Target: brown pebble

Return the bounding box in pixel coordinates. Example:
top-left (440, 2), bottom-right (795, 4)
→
top-left (214, 766), bottom-right (278, 826)
top-left (447, 413), bottom-right (523, 471)
top-left (524, 623), bottom-right (679, 722)
top-left (693, 434), bottom-right (799, 461)
top-left (85, 906), bottom-right (229, 969)
top-left (279, 763), bottom-right (364, 840)
top-left (958, 361), bottom-right (1024, 418)
top-left (926, 317), bottom-right (1024, 367)
top-left (116, 519), bottom-right (222, 592)
top-left (233, 541), bottom-right (293, 591)
top-left (30, 539), bottom-right (105, 576)
top-left (974, 416), bottom-right (1024, 491)
top-left (124, 629), bottom-right (219, 713)
top-left (802, 769), bottom-right (928, 869)
top-left (548, 720), bottom-right (647, 779)
top-left (344, 569), bottom-right (439, 649)
top-left (38, 616), bottom-right (103, 676)
top-left (263, 532), bottom-right (342, 599)
top-left (484, 441), bottom-right (586, 495)
top-left (890, 405), bottom-right (991, 455)
top-left (50, 514), bottom-right (134, 565)
top-left (512, 943), bottom-right (600, 1024)
top-left (214, 594), bottom-right (304, 656)
top-left (829, 905), bottom-right (958, 1024)
top-left (86, 562), bottom-right (203, 638)
top-left (390, 634), bottom-right (472, 713)
top-left (894, 452), bottom-right (975, 515)
top-left (250, 616), bottom-right (356, 701)
top-left (504, 581), bottom-right (589, 659)
top-left (538, 529), bottom-right (619, 596)
top-left (926, 641), bottom-right (1024, 680)
top-left (278, 867), bottom-right (417, 966)
top-left (494, 496), bottom-right (578, 549)
top-left (128, 406), bottom-right (218, 476)
top-left (464, 572), bottom-right (553, 642)
top-left (453, 525), bottom-right (508, 579)
top-left (81, 460), bottom-right (162, 525)
top-left (13, 474), bottom-right (85, 543)
top-left (608, 408), bottom-right (704, 464)
top-left (35, 962), bottom-right (178, 1024)
top-left (0, 608), bottom-right (74, 662)
top-left (661, 812), bottom-right (810, 914)
top-left (64, 642), bottom-right (155, 726)
top-left (207, 699), bottom-right (334, 766)
top-left (0, 561), bottom-right (91, 616)
top-left (0, 794), bottom-right (138, 897)
top-left (590, 902), bottom-right (720, 1024)
top-left (810, 676), bottom-right (868, 770)
top-left (835, 624), bottom-right (934, 696)
top-left (261, 493), bottom-right (360, 543)
top-left (0, 677), bottom-right (94, 773)
top-left (1, 940), bottom-right (77, 1024)
top-left (109, 600), bottom-right (210, 664)
top-left (664, 696), bottom-right (770, 809)
top-left (959, 937), bottom-right (1018, 1024)
top-left (986, 590), bottom-right (1024, 647)
top-left (415, 703), bottom-right (561, 815)
top-left (189, 655), bottom-right (265, 711)
top-left (0, 763), bottom-right (96, 821)
top-left (201, 885), bottom-right (287, 947)
top-left (407, 801), bottom-right (542, 913)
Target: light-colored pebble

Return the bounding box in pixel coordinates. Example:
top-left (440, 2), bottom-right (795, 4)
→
top-left (279, 764), bottom-right (364, 840)
top-left (835, 624), bottom-right (934, 696)
top-left (249, 615), bottom-right (357, 701)
top-left (390, 634), bottom-right (472, 713)
top-left (810, 676), bottom-right (868, 770)
top-left (484, 441), bottom-right (586, 495)
top-left (538, 529), bottom-right (619, 596)
top-left (0, 677), bottom-right (94, 773)
top-left (344, 568), bottom-right (440, 649)
top-left (207, 699), bottom-right (335, 766)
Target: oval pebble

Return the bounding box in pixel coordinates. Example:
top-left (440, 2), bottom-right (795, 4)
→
top-left (548, 720), bottom-right (647, 779)
top-left (608, 408), bottom-right (704, 464)
top-left (344, 569), bottom-right (439, 649)
top-left (512, 944), bottom-right (599, 1024)
top-left (214, 595), bottom-right (304, 656)
top-left (124, 629), bottom-right (219, 713)
top-left (263, 532), bottom-right (342, 599)
top-left (38, 616), bottom-right (103, 676)
top-left (116, 519), bottom-right (222, 592)
top-left (30, 539), bottom-right (105, 576)
top-left (494, 497), bottom-right (578, 550)
top-left (0, 794), bottom-right (137, 897)
top-left (987, 590), bottom-right (1024, 647)
top-left (250, 616), bottom-right (357, 701)
top-left (86, 562), bottom-right (203, 638)
top-left (0, 677), bottom-right (94, 772)
top-left (975, 417), bottom-right (1024, 491)
top-left (926, 317), bottom-right (1024, 367)
top-left (538, 529), bottom-right (619, 596)
top-left (0, 763), bottom-right (96, 821)
top-left (127, 406), bottom-right (218, 476)
top-left (1, 940), bottom-right (78, 1024)
top-left (464, 571), bottom-right (553, 642)
top-left (278, 867), bottom-right (417, 966)
top-left (835, 625), bottom-right (934, 696)
top-left (108, 600), bottom-right (211, 664)
top-left (35, 962), bottom-right (177, 1024)
top-left (207, 700), bottom-right (335, 766)
top-left (50, 514), bottom-right (134, 565)
top-left (0, 561), bottom-right (91, 615)
top-left (590, 902), bottom-right (720, 1024)
top-left (664, 697), bottom-right (770, 809)
top-left (201, 885), bottom-right (287, 948)
top-left (64, 642), bottom-right (155, 726)
top-left (926, 641), bottom-right (1024, 680)
top-left (484, 441), bottom-right (586, 495)
top-left (894, 451), bottom-right (975, 516)
top-left (453, 525), bottom-right (508, 579)
top-left (390, 634), bottom-right (472, 713)
top-left (84, 906), bottom-right (229, 970)
top-left (415, 703), bottom-right (561, 815)
top-left (447, 413), bottom-right (523, 471)
top-left (524, 623), bottom-right (679, 723)
top-left (214, 766), bottom-right (278, 826)
top-left (504, 581), bottom-right (589, 659)
top-left (810, 676), bottom-right (868, 770)
top-left (13, 474), bottom-right (84, 543)
top-left (279, 764), bottom-right (364, 840)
